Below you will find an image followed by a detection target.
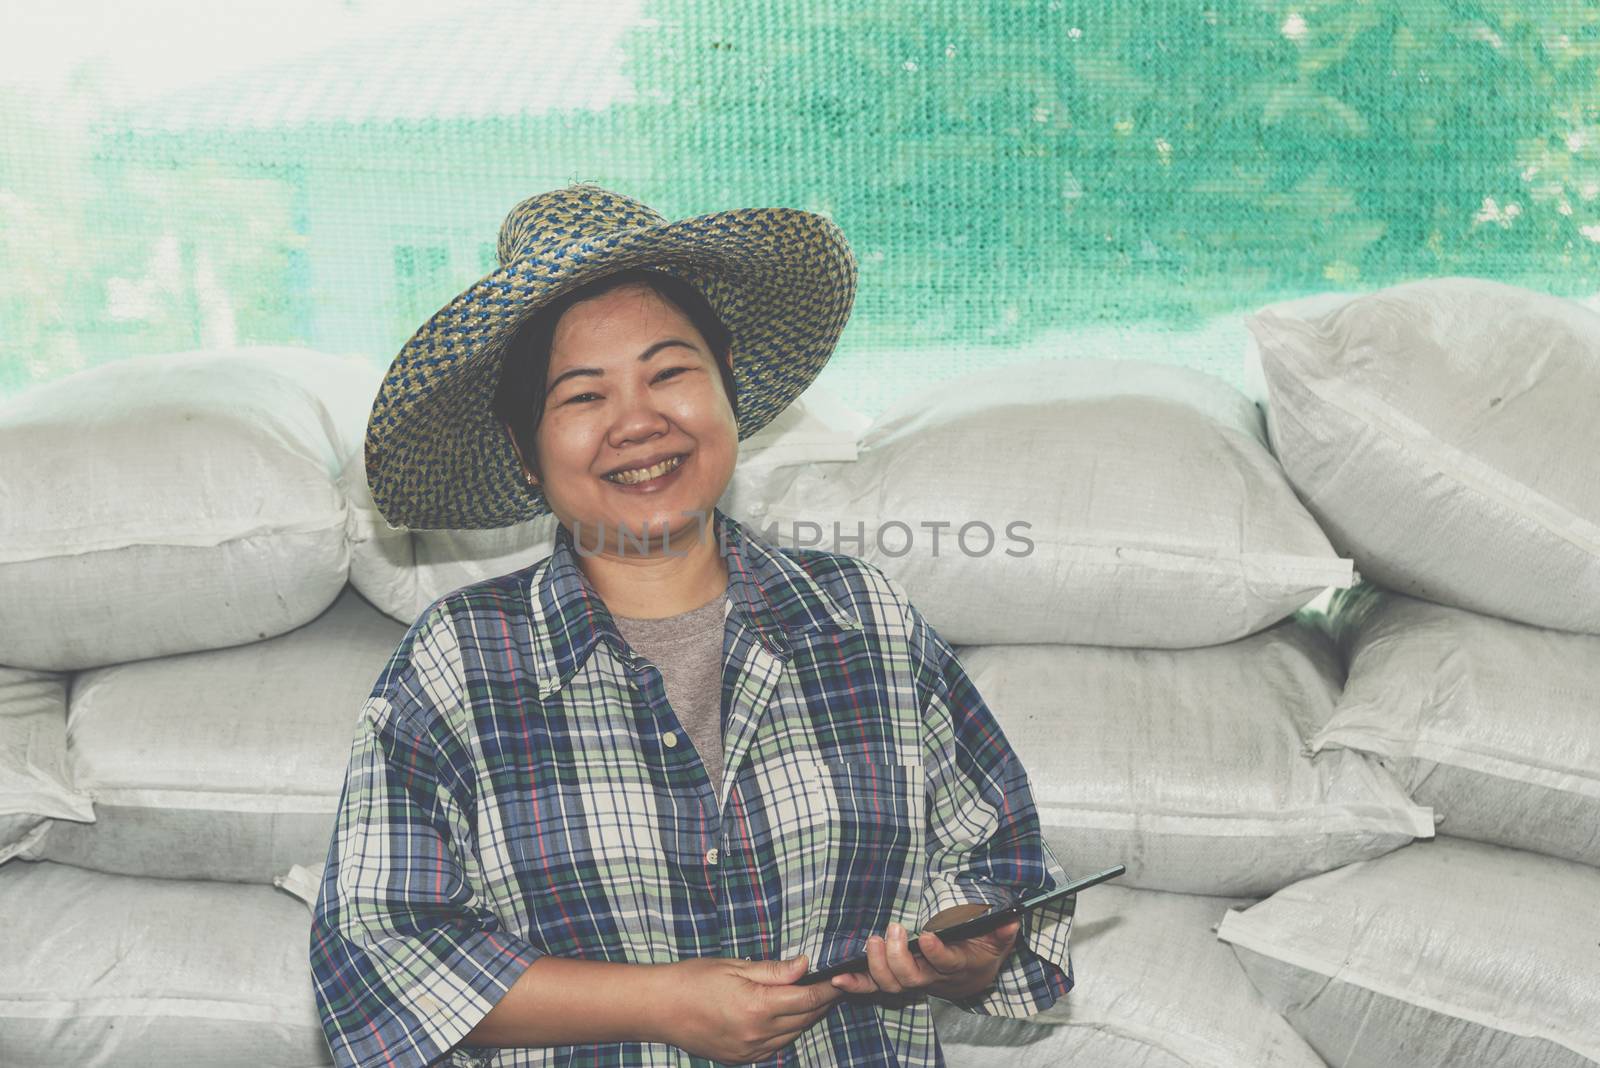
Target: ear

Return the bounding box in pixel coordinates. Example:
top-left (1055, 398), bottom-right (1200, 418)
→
top-left (500, 419), bottom-right (541, 486)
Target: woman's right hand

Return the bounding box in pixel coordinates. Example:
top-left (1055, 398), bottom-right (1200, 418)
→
top-left (655, 954), bottom-right (844, 1063)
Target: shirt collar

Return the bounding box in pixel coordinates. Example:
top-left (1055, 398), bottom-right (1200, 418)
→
top-left (525, 507), bottom-right (860, 698)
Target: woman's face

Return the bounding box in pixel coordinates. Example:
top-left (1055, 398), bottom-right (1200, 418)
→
top-left (529, 282), bottom-right (739, 553)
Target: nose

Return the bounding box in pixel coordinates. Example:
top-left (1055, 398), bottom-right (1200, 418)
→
top-left (605, 379), bottom-right (672, 447)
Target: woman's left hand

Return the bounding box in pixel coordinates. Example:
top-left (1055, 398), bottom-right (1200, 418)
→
top-left (828, 918), bottom-right (1021, 1003)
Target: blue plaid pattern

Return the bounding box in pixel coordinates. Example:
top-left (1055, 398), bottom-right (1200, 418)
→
top-left (310, 508), bottom-right (1074, 1067)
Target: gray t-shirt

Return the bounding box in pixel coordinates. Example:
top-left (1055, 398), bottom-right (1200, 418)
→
top-left (612, 591), bottom-right (730, 798)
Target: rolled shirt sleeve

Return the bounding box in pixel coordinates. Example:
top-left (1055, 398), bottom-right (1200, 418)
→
top-left (310, 611), bottom-right (542, 1068)
top-left (907, 597), bottom-right (1075, 1017)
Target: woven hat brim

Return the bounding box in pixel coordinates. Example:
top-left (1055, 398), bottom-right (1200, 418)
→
top-left (365, 204), bottom-right (856, 530)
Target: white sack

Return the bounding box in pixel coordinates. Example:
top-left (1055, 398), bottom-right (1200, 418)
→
top-left (273, 862), bottom-right (324, 907)
top-left (961, 615), bottom-right (1434, 895)
top-left (343, 444), bottom-right (421, 620)
top-left (1242, 291), bottom-right (1358, 413)
top-left (932, 884), bottom-right (1325, 1068)
top-left (763, 359), bottom-right (1354, 647)
top-left (1248, 277), bottom-right (1600, 634)
top-left (1216, 837), bottom-right (1600, 1068)
top-left (349, 386), bottom-right (868, 625)
top-left (345, 448), bottom-right (558, 625)
top-left (244, 345), bottom-right (382, 461)
top-left (0, 347), bottom-right (380, 670)
top-left (718, 384), bottom-right (871, 523)
top-left (1309, 583), bottom-right (1600, 866)
top-left (25, 586), bottom-right (405, 883)
top-left (0, 860), bottom-right (329, 1067)
top-left (0, 667), bottom-right (93, 863)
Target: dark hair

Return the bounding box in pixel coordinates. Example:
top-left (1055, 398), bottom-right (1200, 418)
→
top-left (491, 268), bottom-right (738, 480)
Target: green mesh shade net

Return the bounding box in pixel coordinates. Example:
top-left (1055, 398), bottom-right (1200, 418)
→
top-left (4, 1), bottom-right (1598, 415)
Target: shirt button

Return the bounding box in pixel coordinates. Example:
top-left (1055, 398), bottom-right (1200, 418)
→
top-left (705, 847), bottom-right (720, 865)
top-left (663, 731), bottom-right (679, 749)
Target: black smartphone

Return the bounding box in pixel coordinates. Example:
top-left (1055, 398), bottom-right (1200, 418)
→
top-left (796, 864), bottom-right (1125, 986)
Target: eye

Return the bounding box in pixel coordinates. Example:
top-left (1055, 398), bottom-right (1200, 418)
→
top-left (558, 365), bottom-right (692, 404)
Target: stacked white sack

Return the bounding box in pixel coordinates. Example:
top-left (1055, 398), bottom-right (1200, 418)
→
top-left (932, 884), bottom-right (1326, 1068)
top-left (1216, 838), bottom-right (1600, 1068)
top-left (0, 667), bottom-right (93, 863)
top-left (1310, 584), bottom-right (1600, 866)
top-left (19, 586), bottom-right (405, 883)
top-left (271, 602), bottom-right (1441, 899)
top-left (957, 617), bottom-right (1433, 897)
top-left (347, 385), bottom-right (869, 625)
top-left (0, 860), bottom-right (329, 1067)
top-left (1251, 282), bottom-right (1600, 860)
top-left (757, 360), bottom-right (1403, 1063)
top-left (0, 348), bottom-right (382, 670)
top-left (1222, 278), bottom-right (1600, 1068)
top-left (759, 361), bottom-right (1416, 895)
top-left (762, 359), bottom-right (1356, 648)
top-left (1246, 276), bottom-right (1600, 635)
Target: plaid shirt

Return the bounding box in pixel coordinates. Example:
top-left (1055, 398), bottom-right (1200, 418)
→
top-left (310, 508), bottom-right (1074, 1068)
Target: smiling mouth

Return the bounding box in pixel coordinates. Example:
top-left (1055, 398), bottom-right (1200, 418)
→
top-left (603, 454), bottom-right (685, 486)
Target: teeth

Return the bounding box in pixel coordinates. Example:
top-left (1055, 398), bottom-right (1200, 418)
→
top-left (606, 455), bottom-right (682, 485)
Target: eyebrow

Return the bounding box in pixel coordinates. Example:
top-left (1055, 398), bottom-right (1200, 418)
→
top-left (545, 339), bottom-right (701, 396)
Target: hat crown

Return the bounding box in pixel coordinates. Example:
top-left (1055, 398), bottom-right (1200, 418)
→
top-left (496, 184), bottom-right (669, 267)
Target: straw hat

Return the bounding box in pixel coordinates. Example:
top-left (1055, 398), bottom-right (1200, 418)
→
top-left (364, 184), bottom-right (857, 529)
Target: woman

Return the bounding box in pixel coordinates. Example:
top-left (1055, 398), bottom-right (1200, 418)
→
top-left (311, 185), bottom-right (1074, 1067)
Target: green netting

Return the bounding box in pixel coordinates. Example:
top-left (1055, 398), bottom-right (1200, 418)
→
top-left (4, 1), bottom-right (1599, 415)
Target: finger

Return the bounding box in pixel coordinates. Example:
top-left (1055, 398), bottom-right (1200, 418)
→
top-left (884, 922), bottom-right (936, 988)
top-left (915, 929), bottom-right (965, 974)
top-left (766, 998), bottom-right (841, 1028)
top-left (978, 919), bottom-right (1023, 953)
top-left (864, 934), bottom-right (903, 993)
top-left (750, 962), bottom-right (848, 1003)
top-left (764, 977), bottom-right (847, 1018)
top-left (759, 997), bottom-right (839, 1047)
top-left (829, 969), bottom-right (880, 996)
top-left (789, 1000), bottom-right (838, 1030)
top-left (742, 953), bottom-right (811, 986)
